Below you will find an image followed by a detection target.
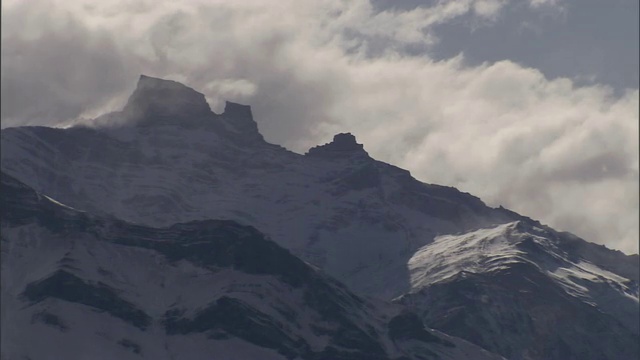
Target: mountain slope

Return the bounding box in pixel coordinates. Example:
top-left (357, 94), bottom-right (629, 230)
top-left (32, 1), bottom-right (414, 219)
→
top-left (0, 75), bottom-right (519, 299)
top-left (397, 221), bottom-right (639, 359)
top-left (2, 75), bottom-right (638, 360)
top-left (1, 172), bottom-right (504, 360)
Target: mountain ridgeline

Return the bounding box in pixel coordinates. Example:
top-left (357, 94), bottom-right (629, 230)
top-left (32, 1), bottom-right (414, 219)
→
top-left (1, 75), bottom-right (637, 360)
top-left (1, 172), bottom-right (503, 360)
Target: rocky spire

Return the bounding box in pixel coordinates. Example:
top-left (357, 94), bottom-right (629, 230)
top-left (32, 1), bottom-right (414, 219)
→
top-left (306, 133), bottom-right (369, 158)
top-left (219, 101), bottom-right (264, 143)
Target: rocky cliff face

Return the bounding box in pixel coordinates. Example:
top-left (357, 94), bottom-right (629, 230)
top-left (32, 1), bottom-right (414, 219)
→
top-left (121, 75), bottom-right (214, 127)
top-left (1, 172), bottom-right (504, 360)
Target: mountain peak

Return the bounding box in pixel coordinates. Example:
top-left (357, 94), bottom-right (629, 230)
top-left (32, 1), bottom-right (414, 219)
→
top-left (120, 76), bottom-right (264, 141)
top-left (219, 101), bottom-right (264, 143)
top-left (223, 101), bottom-right (252, 118)
top-left (121, 75), bottom-right (214, 127)
top-left (136, 74), bottom-right (180, 88)
top-left (306, 132), bottom-right (368, 158)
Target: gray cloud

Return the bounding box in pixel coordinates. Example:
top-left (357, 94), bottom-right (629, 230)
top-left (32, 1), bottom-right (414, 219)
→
top-left (1, 0), bottom-right (638, 254)
top-left (1, 2), bottom-right (138, 126)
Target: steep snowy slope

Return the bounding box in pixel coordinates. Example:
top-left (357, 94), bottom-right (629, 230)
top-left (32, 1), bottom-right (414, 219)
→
top-left (397, 221), bottom-right (639, 360)
top-left (0, 75), bottom-right (518, 299)
top-left (1, 172), bottom-right (504, 360)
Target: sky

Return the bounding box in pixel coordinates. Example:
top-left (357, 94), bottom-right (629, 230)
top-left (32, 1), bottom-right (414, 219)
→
top-left (1, 0), bottom-right (638, 254)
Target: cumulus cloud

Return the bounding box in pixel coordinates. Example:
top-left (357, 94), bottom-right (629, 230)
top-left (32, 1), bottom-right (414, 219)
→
top-left (1, 0), bottom-right (638, 253)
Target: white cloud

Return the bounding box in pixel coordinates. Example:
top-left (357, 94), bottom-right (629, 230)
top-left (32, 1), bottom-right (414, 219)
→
top-left (528, 0), bottom-right (563, 9)
top-left (473, 0), bottom-right (507, 18)
top-left (1, 0), bottom-right (638, 254)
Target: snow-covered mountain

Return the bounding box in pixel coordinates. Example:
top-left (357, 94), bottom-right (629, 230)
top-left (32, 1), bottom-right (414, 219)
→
top-left (0, 75), bottom-right (518, 299)
top-left (2, 75), bottom-right (638, 360)
top-left (398, 221), bottom-right (639, 359)
top-left (1, 172), bottom-right (504, 360)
